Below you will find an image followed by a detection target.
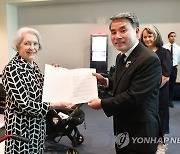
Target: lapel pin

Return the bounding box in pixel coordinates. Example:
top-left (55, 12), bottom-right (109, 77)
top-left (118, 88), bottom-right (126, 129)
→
top-left (125, 61), bottom-right (131, 68)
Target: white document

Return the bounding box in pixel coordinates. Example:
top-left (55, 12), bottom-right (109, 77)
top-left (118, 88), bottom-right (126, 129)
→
top-left (42, 64), bottom-right (98, 104)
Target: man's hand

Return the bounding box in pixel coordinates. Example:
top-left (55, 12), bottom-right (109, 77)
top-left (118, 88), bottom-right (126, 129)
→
top-left (88, 98), bottom-right (102, 110)
top-left (92, 73), bottom-right (107, 86)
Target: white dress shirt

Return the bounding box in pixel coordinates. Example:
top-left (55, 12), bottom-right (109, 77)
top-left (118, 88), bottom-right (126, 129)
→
top-left (164, 42), bottom-right (180, 66)
top-left (105, 40), bottom-right (139, 87)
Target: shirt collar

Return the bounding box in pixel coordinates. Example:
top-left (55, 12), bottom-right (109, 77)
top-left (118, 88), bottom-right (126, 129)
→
top-left (121, 40), bottom-right (139, 58)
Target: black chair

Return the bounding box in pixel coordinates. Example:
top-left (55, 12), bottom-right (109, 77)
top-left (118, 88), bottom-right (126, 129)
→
top-left (98, 65), bottom-right (115, 99)
top-left (45, 104), bottom-right (85, 152)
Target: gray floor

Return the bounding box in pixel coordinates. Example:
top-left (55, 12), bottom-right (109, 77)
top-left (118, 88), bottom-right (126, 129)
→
top-left (1, 101), bottom-right (179, 153)
top-left (166, 101), bottom-right (180, 154)
top-left (45, 101), bottom-right (180, 154)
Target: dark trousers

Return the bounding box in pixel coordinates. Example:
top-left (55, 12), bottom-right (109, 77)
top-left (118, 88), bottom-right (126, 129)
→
top-left (169, 66), bottom-right (177, 103)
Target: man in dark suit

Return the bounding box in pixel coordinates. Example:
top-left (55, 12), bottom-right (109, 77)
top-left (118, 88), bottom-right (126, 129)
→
top-left (88, 12), bottom-right (162, 154)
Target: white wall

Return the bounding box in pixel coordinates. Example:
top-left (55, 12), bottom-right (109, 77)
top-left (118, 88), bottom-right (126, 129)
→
top-left (0, 4), bottom-right (9, 74)
top-left (30, 24), bottom-right (111, 71)
top-left (7, 5), bottom-right (18, 59)
top-left (0, 4), bottom-right (17, 74)
top-left (5, 0), bottom-right (180, 81)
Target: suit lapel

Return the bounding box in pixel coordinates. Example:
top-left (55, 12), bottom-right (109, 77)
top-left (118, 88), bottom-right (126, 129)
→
top-left (113, 43), bottom-right (142, 94)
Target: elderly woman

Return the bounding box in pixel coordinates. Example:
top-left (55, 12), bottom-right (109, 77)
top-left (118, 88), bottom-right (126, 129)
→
top-left (140, 25), bottom-right (172, 154)
top-left (2, 27), bottom-right (72, 154)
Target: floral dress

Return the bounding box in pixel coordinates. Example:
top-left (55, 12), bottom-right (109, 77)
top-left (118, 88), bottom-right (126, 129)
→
top-left (2, 53), bottom-right (50, 154)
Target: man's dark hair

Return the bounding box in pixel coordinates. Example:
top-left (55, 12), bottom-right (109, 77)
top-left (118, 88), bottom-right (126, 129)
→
top-left (109, 12), bottom-right (139, 30)
top-left (168, 32), bottom-right (176, 38)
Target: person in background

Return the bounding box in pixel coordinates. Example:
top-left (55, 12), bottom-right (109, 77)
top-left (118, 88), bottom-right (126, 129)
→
top-left (164, 32), bottom-right (180, 108)
top-left (2, 27), bottom-right (73, 154)
top-left (88, 12), bottom-right (162, 154)
top-left (141, 25), bottom-right (172, 154)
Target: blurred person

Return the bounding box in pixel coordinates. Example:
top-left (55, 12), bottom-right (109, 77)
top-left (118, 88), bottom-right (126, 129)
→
top-left (141, 25), bottom-right (172, 154)
top-left (2, 27), bottom-right (73, 154)
top-left (164, 32), bottom-right (180, 108)
top-left (88, 12), bottom-right (162, 154)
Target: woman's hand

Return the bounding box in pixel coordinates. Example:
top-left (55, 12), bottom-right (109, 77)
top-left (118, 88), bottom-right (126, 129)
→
top-left (60, 102), bottom-right (75, 110)
top-left (50, 102), bottom-right (75, 110)
top-left (51, 63), bottom-right (60, 67)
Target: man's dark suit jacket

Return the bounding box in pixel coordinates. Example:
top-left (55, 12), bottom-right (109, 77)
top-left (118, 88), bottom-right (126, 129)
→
top-left (101, 42), bottom-right (162, 153)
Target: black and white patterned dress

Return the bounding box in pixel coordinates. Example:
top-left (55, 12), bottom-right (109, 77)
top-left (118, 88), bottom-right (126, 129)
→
top-left (2, 53), bottom-right (50, 154)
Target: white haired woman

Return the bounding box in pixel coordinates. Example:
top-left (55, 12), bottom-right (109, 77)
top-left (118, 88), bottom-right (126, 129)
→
top-left (2, 27), bottom-right (72, 154)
